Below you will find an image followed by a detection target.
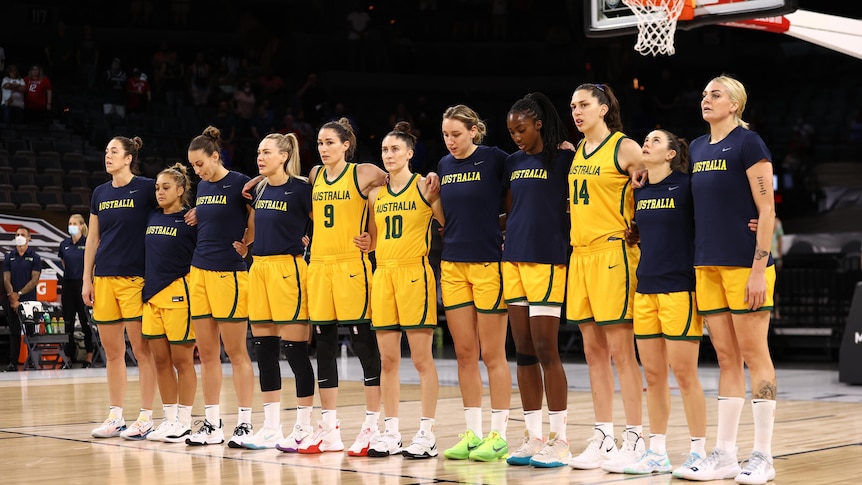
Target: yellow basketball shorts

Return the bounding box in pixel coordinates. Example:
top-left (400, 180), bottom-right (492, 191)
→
top-left (440, 261), bottom-right (506, 314)
top-left (634, 291), bottom-right (702, 340)
top-left (566, 239), bottom-right (640, 326)
top-left (695, 265), bottom-right (775, 314)
top-left (189, 266), bottom-right (249, 322)
top-left (92, 276), bottom-right (144, 324)
top-left (142, 276), bottom-right (195, 343)
top-left (308, 255), bottom-right (371, 325)
top-left (502, 261), bottom-right (566, 307)
top-left (249, 255), bottom-right (308, 324)
top-left (372, 258), bottom-right (437, 330)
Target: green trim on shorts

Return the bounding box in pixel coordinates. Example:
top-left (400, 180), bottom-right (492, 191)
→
top-left (596, 318), bottom-right (633, 326)
top-left (618, 240), bottom-right (631, 321)
top-left (505, 297), bottom-right (528, 304)
top-left (337, 318), bottom-right (372, 325)
top-left (216, 317), bottom-right (248, 323)
top-left (92, 318), bottom-right (125, 325)
top-left (371, 324), bottom-right (400, 331)
top-left (568, 317), bottom-right (593, 325)
top-left (192, 314), bottom-right (214, 320)
top-left (291, 257), bottom-right (303, 321)
top-left (143, 333), bottom-right (167, 339)
top-left (634, 333), bottom-right (663, 340)
top-left (372, 323), bottom-right (437, 331)
top-left (664, 334), bottom-right (702, 341)
top-left (310, 319), bottom-right (339, 326)
top-left (680, 292), bottom-right (694, 337)
top-left (730, 305), bottom-right (774, 314)
top-left (444, 301), bottom-right (474, 311)
top-left (491, 261), bottom-right (504, 310)
top-left (169, 338), bottom-right (196, 344)
top-left (249, 319), bottom-right (309, 325)
top-left (528, 301), bottom-right (563, 307)
top-left (698, 307), bottom-right (730, 315)
top-left (540, 265), bottom-right (556, 303)
top-left (182, 276), bottom-right (192, 342)
top-left (476, 307), bottom-right (507, 314)
top-left (359, 253), bottom-right (371, 321)
top-left (226, 272), bottom-right (240, 320)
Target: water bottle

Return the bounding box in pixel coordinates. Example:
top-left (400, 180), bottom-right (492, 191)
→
top-left (58, 317), bottom-right (65, 334)
top-left (44, 313), bottom-right (53, 334)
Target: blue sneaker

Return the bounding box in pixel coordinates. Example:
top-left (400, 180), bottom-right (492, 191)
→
top-left (623, 449), bottom-right (672, 474)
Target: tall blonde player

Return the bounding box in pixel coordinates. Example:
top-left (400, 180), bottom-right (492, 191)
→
top-left (566, 83), bottom-right (646, 473)
top-left (356, 122), bottom-right (444, 459)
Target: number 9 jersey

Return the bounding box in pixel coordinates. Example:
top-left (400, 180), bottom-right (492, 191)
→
top-left (311, 163), bottom-right (369, 258)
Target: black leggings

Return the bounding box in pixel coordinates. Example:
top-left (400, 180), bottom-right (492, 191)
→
top-left (5, 302), bottom-right (23, 366)
top-left (61, 278), bottom-right (93, 358)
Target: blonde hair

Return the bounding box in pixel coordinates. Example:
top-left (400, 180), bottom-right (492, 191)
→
top-left (711, 74), bottom-right (749, 129)
top-left (442, 105), bottom-right (487, 144)
top-left (264, 132), bottom-right (303, 179)
top-left (158, 162), bottom-right (192, 207)
top-left (69, 213), bottom-right (89, 237)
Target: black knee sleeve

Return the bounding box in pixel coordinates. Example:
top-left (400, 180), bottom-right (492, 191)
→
top-left (284, 340), bottom-right (315, 398)
top-left (516, 352), bottom-right (540, 366)
top-left (349, 324), bottom-right (380, 387)
top-left (254, 336), bottom-right (282, 392)
top-left (314, 324), bottom-right (339, 389)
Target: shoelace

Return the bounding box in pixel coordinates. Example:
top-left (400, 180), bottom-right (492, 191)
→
top-left (193, 419), bottom-right (215, 434)
top-left (234, 423), bottom-right (252, 436)
top-left (740, 451), bottom-right (769, 472)
top-left (697, 449), bottom-right (727, 469)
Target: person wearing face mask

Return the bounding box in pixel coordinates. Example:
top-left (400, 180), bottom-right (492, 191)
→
top-left (3, 227), bottom-right (42, 372)
top-left (58, 214), bottom-right (94, 367)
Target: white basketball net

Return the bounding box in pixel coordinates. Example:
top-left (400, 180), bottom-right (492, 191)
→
top-left (622, 0), bottom-right (686, 56)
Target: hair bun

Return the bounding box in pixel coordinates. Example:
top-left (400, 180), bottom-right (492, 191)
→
top-left (393, 121), bottom-right (412, 135)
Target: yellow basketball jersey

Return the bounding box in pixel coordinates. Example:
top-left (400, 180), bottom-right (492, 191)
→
top-left (311, 163), bottom-right (368, 257)
top-left (568, 131), bottom-right (635, 247)
top-left (374, 174), bottom-right (433, 261)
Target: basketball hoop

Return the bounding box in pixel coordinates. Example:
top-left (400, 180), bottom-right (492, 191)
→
top-left (622, 0), bottom-right (695, 56)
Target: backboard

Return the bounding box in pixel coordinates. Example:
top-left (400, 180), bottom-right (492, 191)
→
top-left (585, 0), bottom-right (799, 37)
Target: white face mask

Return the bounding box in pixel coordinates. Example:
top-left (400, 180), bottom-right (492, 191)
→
top-left (68, 225), bottom-right (80, 236)
top-left (14, 235), bottom-right (27, 246)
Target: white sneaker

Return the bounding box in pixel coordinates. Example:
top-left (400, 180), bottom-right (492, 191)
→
top-left (569, 430), bottom-right (617, 469)
top-left (298, 420), bottom-right (345, 454)
top-left (120, 418), bottom-right (154, 441)
top-left (402, 430), bottom-right (437, 459)
top-left (91, 414), bottom-right (126, 438)
top-left (602, 430), bottom-right (646, 473)
top-left (672, 451), bottom-right (705, 478)
top-left (277, 424), bottom-right (314, 453)
top-left (243, 425), bottom-right (283, 450)
top-left (145, 420), bottom-right (175, 442)
top-left (735, 451), bottom-right (776, 484)
top-left (348, 426), bottom-right (381, 457)
top-left (368, 429), bottom-right (402, 458)
top-left (186, 419), bottom-right (225, 446)
top-left (529, 432), bottom-right (572, 468)
top-left (163, 421), bottom-right (192, 443)
top-left (676, 447), bottom-right (741, 481)
top-left (506, 430), bottom-right (544, 466)
top-left (227, 422), bottom-right (253, 448)
top-left (623, 449), bottom-right (672, 474)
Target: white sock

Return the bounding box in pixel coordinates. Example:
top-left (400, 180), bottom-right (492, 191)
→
top-left (548, 410), bottom-right (567, 442)
top-left (178, 405), bottom-right (192, 425)
top-left (524, 409), bottom-right (543, 439)
top-left (625, 424), bottom-right (643, 441)
top-left (715, 396), bottom-right (744, 451)
top-left (649, 433), bottom-right (667, 455)
top-left (419, 417), bottom-right (435, 434)
top-left (596, 422), bottom-right (614, 440)
top-left (464, 407), bottom-right (482, 436)
top-left (384, 416), bottom-right (400, 434)
top-left (205, 405), bottom-right (220, 426)
top-left (321, 409), bottom-right (337, 429)
top-left (138, 409), bottom-right (153, 421)
top-left (296, 406), bottom-right (313, 427)
top-left (238, 407), bottom-right (252, 426)
top-left (109, 406), bottom-right (123, 420)
top-left (363, 410), bottom-right (380, 430)
top-left (490, 409), bottom-right (509, 440)
top-left (752, 399), bottom-right (776, 456)
top-left (690, 436), bottom-right (707, 456)
top-left (263, 402), bottom-right (280, 428)
top-left (163, 403), bottom-right (178, 422)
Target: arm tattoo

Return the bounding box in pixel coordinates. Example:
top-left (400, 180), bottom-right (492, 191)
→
top-left (756, 175), bottom-right (767, 196)
top-left (754, 249), bottom-right (770, 260)
top-left (754, 380), bottom-right (777, 400)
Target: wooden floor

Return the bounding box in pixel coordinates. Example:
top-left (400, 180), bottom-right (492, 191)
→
top-left (1, 367), bottom-right (860, 485)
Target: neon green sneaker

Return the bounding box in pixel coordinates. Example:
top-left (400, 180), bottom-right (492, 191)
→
top-left (443, 429), bottom-right (481, 460)
top-left (469, 431), bottom-right (508, 462)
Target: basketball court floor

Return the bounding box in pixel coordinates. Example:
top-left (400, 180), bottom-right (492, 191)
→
top-left (1, 355), bottom-right (860, 484)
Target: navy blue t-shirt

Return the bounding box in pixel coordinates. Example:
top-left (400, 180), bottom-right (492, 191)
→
top-left (690, 126), bottom-right (774, 267)
top-left (90, 176), bottom-right (158, 277)
top-left (58, 236), bottom-right (87, 280)
top-left (438, 145), bottom-right (508, 262)
top-left (3, 247), bottom-right (41, 300)
top-left (192, 170), bottom-right (252, 271)
top-left (634, 170), bottom-right (695, 294)
top-left (143, 209), bottom-right (197, 301)
top-left (252, 177), bottom-right (312, 257)
top-left (502, 150), bottom-right (571, 264)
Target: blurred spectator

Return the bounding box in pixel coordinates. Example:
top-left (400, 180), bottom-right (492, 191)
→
top-left (126, 68), bottom-right (151, 114)
top-left (102, 58), bottom-right (127, 118)
top-left (347, 2), bottom-right (371, 69)
top-left (257, 68), bottom-right (285, 115)
top-left (23, 64), bottom-right (52, 126)
top-left (2, 65), bottom-right (26, 124)
top-left (211, 99), bottom-right (237, 166)
top-left (0, 46), bottom-right (5, 71)
top-left (187, 51), bottom-right (212, 109)
top-left (159, 47), bottom-right (185, 114)
top-left (44, 20), bottom-right (75, 85)
top-left (76, 24), bottom-right (100, 90)
top-left (250, 100), bottom-right (275, 141)
top-left (790, 116), bottom-right (815, 158)
top-left (296, 73), bottom-right (328, 126)
top-left (279, 111), bottom-right (314, 174)
top-left (232, 79), bottom-right (256, 135)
